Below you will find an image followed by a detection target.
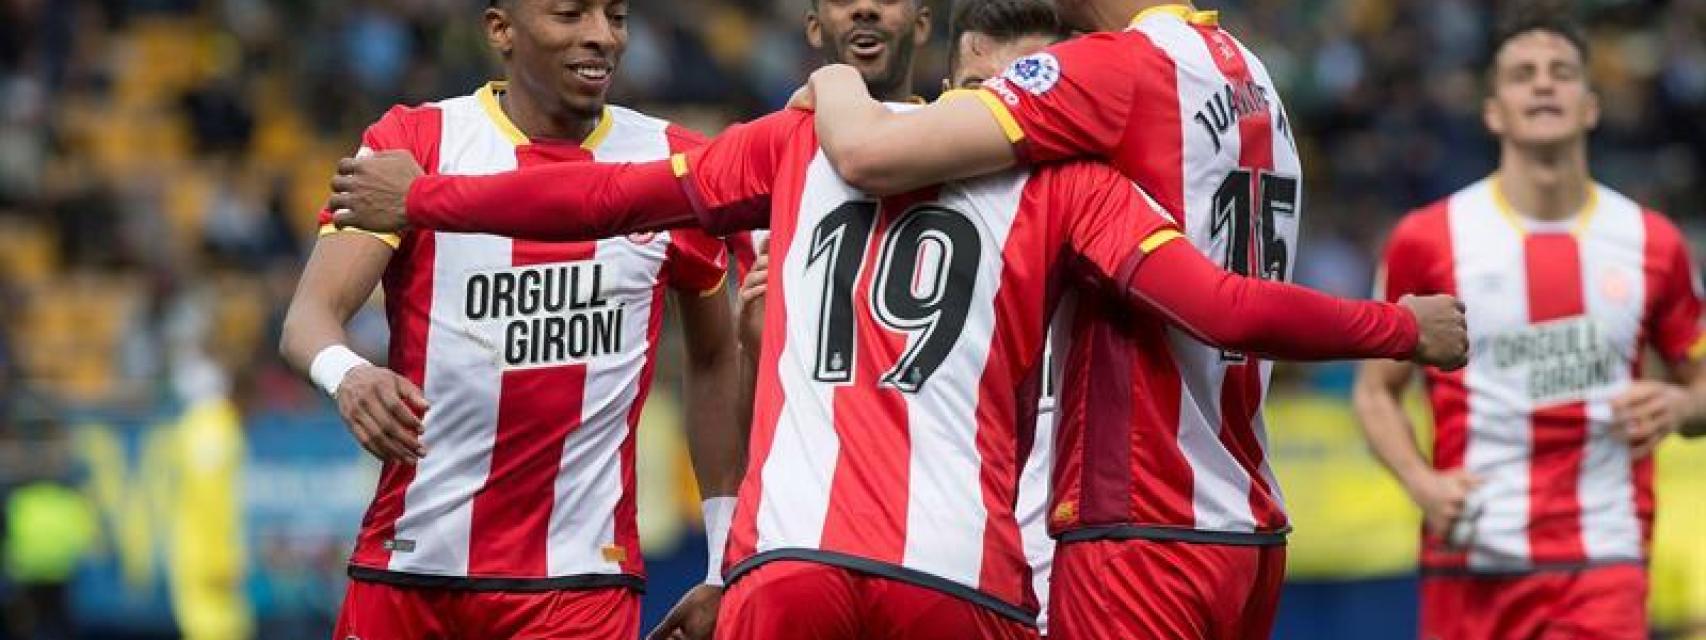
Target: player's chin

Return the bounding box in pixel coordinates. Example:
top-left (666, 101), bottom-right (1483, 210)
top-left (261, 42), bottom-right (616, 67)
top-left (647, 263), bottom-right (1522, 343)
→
top-left (560, 90), bottom-right (610, 120)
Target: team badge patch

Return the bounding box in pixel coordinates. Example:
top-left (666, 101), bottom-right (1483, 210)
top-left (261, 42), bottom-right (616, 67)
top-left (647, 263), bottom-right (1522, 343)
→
top-left (1003, 52), bottom-right (1061, 95)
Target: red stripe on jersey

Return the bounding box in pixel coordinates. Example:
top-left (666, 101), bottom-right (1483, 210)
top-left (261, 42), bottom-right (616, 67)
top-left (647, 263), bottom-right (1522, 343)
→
top-left (818, 192), bottom-right (931, 564)
top-left (1074, 301), bottom-right (1135, 525)
top-left (468, 236), bottom-right (599, 576)
top-left (1522, 234), bottom-right (1589, 564)
top-left (727, 150), bottom-right (808, 569)
top-left (1198, 26), bottom-right (1286, 530)
top-left (1633, 210), bottom-right (1669, 554)
top-left (973, 189), bottom-right (1050, 609)
top-left (617, 280), bottom-right (670, 576)
top-left (1396, 201), bottom-right (1471, 569)
top-left (354, 106), bottom-right (444, 571)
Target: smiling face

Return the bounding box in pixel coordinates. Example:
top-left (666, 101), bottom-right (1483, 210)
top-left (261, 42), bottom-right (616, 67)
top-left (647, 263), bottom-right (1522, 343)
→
top-left (489, 0), bottom-right (627, 121)
top-left (807, 0), bottom-right (932, 100)
top-left (1484, 29), bottom-right (1599, 149)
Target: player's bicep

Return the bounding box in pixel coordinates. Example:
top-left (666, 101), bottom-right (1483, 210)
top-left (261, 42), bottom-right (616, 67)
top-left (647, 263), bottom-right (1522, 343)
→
top-left (832, 96), bottom-right (1019, 195)
top-left (1060, 167), bottom-right (1181, 287)
top-left (295, 232), bottom-right (393, 322)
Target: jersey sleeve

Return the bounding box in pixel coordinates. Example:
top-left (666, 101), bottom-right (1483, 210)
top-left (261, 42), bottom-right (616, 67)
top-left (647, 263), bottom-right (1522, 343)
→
top-left (317, 105), bottom-right (437, 248)
top-left (973, 33), bottom-right (1147, 164)
top-left (1643, 212), bottom-right (1706, 365)
top-left (672, 109), bottom-right (811, 236)
top-left (1049, 161), bottom-right (1183, 288)
top-left (666, 228), bottom-right (733, 296)
top-left (1376, 206), bottom-right (1450, 303)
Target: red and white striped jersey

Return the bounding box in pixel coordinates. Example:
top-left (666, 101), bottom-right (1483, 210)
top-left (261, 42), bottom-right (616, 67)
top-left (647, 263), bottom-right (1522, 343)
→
top-left (976, 6), bottom-right (1303, 542)
top-left (1380, 178), bottom-right (1705, 574)
top-left (315, 83), bottom-right (729, 589)
top-left (673, 108), bottom-right (1179, 623)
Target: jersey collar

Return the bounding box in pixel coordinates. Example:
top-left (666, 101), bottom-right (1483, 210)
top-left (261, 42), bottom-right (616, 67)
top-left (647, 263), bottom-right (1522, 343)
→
top-left (1131, 4), bottom-right (1220, 27)
top-left (476, 81), bottom-right (614, 151)
top-left (1490, 174), bottom-right (1600, 237)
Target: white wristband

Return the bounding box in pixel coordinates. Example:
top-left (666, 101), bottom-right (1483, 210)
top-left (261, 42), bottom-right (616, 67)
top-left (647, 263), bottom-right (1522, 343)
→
top-left (702, 497), bottom-right (737, 586)
top-left (310, 345), bottom-right (371, 398)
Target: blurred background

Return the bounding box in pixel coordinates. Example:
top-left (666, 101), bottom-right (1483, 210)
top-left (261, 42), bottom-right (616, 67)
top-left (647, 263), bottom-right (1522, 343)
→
top-left (0, 0), bottom-right (1702, 638)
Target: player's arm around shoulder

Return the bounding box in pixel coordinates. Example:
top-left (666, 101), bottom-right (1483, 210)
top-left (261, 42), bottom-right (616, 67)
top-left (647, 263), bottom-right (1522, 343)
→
top-left (281, 104), bottom-right (435, 464)
top-left (808, 64), bottom-right (1018, 195)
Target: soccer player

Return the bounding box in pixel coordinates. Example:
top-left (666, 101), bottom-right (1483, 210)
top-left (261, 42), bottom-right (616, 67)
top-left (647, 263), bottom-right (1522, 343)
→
top-left (738, 1), bottom-right (1072, 634)
top-left (277, 1), bottom-right (743, 638)
top-left (803, 2), bottom-right (1324, 636)
top-left (1352, 10), bottom-right (1706, 640)
top-left (327, 110), bottom-right (1464, 640)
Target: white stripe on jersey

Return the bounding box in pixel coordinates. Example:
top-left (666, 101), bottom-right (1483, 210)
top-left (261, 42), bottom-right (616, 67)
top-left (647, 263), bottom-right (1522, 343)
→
top-left (1448, 180), bottom-right (1535, 570)
top-left (1572, 193), bottom-right (1643, 563)
top-left (897, 170), bottom-right (1029, 586)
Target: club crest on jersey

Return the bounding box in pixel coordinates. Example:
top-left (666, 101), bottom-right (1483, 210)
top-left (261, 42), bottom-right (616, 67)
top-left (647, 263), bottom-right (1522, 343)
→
top-left (627, 232), bottom-right (657, 245)
top-left (1003, 52), bottom-right (1061, 95)
top-left (461, 261), bottom-right (626, 370)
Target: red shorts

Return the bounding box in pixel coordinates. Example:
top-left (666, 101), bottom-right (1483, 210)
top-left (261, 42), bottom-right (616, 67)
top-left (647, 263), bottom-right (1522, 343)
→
top-left (715, 560), bottom-right (1039, 640)
top-left (1050, 538), bottom-right (1286, 640)
top-left (332, 578), bottom-right (639, 640)
top-left (1420, 563), bottom-right (1647, 640)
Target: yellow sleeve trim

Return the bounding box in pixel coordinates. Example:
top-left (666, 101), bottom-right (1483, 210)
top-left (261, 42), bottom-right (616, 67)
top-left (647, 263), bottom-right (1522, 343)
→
top-left (698, 275), bottom-right (729, 298)
top-left (943, 89), bottom-right (1026, 145)
top-left (319, 223), bottom-right (402, 249)
top-left (671, 153), bottom-right (691, 178)
top-left (1139, 229), bottom-right (1183, 254)
top-left (1686, 334), bottom-right (1706, 362)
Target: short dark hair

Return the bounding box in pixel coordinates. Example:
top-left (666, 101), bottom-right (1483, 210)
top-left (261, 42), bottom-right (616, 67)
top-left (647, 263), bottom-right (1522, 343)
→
top-left (1484, 1), bottom-right (1590, 78)
top-left (948, 0), bottom-right (1063, 65)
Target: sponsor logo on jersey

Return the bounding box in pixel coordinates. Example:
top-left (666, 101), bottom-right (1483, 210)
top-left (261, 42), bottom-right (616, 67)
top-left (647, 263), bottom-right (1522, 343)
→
top-left (1483, 316), bottom-right (1620, 404)
top-left (462, 261), bottom-right (625, 369)
top-left (1003, 52), bottom-right (1061, 95)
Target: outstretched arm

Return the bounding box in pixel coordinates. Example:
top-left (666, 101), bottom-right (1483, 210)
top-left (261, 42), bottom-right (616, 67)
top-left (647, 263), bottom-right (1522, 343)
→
top-left (1119, 238), bottom-right (1465, 366)
top-left (329, 151), bottom-right (697, 241)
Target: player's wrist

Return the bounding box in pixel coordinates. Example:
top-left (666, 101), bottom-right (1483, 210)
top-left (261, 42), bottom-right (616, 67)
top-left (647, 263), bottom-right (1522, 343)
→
top-left (701, 496), bottom-right (736, 586)
top-left (310, 344), bottom-right (372, 398)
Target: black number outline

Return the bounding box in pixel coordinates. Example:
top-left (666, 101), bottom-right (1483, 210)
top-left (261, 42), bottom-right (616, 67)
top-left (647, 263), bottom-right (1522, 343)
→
top-left (1211, 169), bottom-right (1301, 363)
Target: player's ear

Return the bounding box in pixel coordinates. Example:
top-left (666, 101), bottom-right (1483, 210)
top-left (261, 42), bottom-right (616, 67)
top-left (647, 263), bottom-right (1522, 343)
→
top-left (1583, 88), bottom-right (1601, 132)
top-left (805, 9), bottom-right (824, 51)
top-left (1482, 95), bottom-right (1506, 138)
top-left (912, 3), bottom-right (932, 47)
top-left (485, 5), bottom-right (515, 58)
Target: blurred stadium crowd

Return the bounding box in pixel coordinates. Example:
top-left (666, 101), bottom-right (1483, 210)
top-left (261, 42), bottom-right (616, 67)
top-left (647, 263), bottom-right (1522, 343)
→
top-left (0, 0), bottom-right (1703, 638)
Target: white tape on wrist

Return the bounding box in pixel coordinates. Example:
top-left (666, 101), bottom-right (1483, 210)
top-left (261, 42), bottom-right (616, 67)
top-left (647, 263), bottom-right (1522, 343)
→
top-left (702, 496), bottom-right (737, 586)
top-left (310, 345), bottom-right (371, 398)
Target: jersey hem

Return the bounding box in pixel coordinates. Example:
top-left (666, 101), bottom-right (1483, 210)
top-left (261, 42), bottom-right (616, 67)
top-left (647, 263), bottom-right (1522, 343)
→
top-left (1418, 558), bottom-right (1645, 578)
top-left (347, 565), bottom-right (646, 593)
top-left (1056, 524), bottom-right (1290, 546)
top-left (724, 548), bottom-right (1038, 627)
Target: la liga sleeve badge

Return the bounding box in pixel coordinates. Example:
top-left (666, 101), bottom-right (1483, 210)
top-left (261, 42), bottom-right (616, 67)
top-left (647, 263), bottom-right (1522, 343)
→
top-left (1003, 52), bottom-right (1061, 95)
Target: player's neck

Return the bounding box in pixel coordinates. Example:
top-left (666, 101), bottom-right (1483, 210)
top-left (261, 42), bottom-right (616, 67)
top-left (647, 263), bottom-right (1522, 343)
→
top-left (499, 85), bottom-right (601, 143)
top-left (1098, 0), bottom-right (1196, 31)
top-left (870, 73), bottom-right (916, 103)
top-left (1497, 142), bottom-right (1592, 222)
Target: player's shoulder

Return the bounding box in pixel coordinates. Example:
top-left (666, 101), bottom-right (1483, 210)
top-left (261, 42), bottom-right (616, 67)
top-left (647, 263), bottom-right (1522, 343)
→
top-left (1384, 191), bottom-right (1463, 255)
